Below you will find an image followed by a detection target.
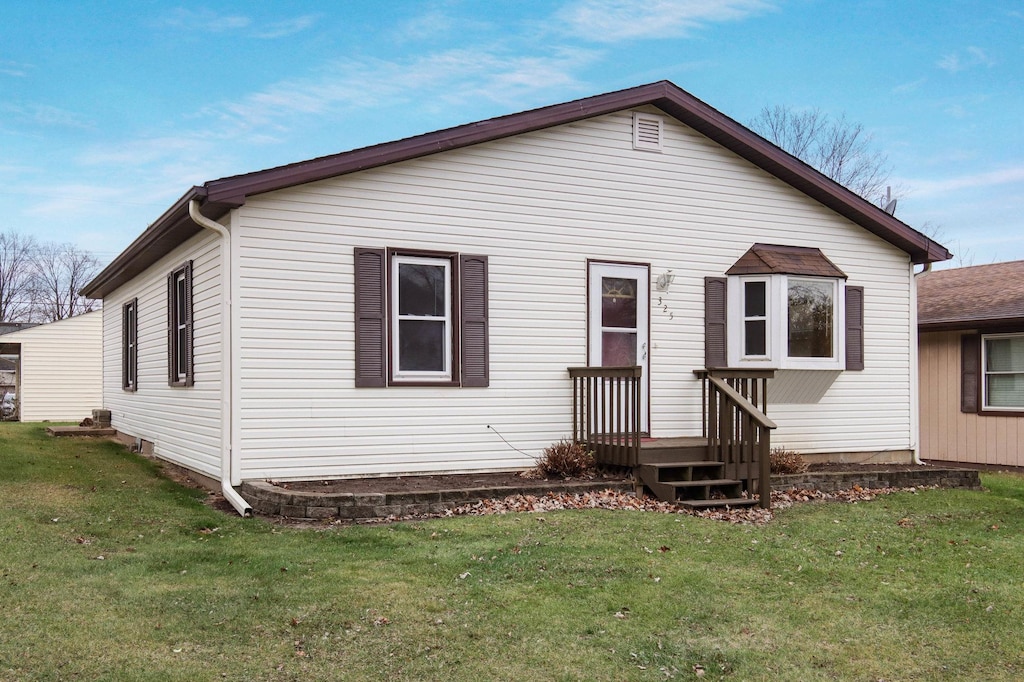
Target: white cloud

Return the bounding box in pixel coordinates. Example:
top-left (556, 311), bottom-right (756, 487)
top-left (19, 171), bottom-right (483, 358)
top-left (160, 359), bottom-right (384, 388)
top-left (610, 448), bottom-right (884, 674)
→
top-left (556, 0), bottom-right (773, 42)
top-left (197, 46), bottom-right (598, 135)
top-left (251, 14), bottom-right (320, 39)
top-left (158, 8), bottom-right (252, 32)
top-left (0, 102), bottom-right (92, 130)
top-left (901, 165), bottom-right (1024, 197)
top-left (891, 77), bottom-right (927, 94)
top-left (937, 46), bottom-right (996, 73)
top-left (0, 60), bottom-right (32, 77)
top-left (157, 8), bottom-right (318, 38)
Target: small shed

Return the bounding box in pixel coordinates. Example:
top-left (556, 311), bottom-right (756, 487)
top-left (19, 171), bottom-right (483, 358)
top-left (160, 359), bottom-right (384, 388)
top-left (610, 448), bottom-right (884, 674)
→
top-left (918, 261), bottom-right (1024, 469)
top-left (0, 311), bottom-right (103, 422)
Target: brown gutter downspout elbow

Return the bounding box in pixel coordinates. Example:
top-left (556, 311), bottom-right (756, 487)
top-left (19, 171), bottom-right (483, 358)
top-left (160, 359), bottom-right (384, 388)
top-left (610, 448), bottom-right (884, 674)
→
top-left (188, 199), bottom-right (252, 517)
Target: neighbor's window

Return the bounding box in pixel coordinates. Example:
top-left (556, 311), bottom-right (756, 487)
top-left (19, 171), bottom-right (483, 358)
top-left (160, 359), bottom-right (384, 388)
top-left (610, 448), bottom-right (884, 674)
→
top-left (122, 298), bottom-right (138, 391)
top-left (391, 254), bottom-right (452, 381)
top-left (984, 334), bottom-right (1024, 410)
top-left (787, 278), bottom-right (835, 358)
top-left (167, 261), bottom-right (193, 387)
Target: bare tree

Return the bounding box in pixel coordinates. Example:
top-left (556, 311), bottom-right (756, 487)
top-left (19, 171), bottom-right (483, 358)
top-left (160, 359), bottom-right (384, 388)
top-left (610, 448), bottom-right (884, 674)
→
top-left (30, 242), bottom-right (100, 322)
top-left (0, 231), bottom-right (38, 322)
top-left (749, 105), bottom-right (892, 203)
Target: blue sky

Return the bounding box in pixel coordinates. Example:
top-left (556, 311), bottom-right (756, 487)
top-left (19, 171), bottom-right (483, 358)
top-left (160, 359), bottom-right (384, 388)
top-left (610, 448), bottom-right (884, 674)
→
top-left (2, 0), bottom-right (1021, 268)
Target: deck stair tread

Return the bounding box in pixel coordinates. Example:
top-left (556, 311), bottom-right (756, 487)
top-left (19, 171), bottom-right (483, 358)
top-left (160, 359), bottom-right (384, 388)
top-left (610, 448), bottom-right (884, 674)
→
top-left (677, 498), bottom-right (759, 509)
top-left (641, 460), bottom-right (722, 469)
top-left (662, 478), bottom-right (742, 488)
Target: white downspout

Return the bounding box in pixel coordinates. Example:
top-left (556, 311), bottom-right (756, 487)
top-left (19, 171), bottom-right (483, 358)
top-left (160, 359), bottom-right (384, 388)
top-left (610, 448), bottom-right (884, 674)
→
top-left (188, 199), bottom-right (252, 517)
top-left (909, 262), bottom-right (931, 465)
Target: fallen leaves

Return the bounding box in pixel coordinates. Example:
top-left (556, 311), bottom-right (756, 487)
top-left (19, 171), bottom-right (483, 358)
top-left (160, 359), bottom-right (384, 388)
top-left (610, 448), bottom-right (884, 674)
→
top-left (326, 484), bottom-right (940, 526)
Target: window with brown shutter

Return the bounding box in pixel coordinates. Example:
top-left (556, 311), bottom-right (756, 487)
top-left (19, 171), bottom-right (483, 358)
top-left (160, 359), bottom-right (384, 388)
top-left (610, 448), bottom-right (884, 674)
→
top-left (122, 298), bottom-right (138, 391)
top-left (167, 261), bottom-right (193, 387)
top-left (353, 247), bottom-right (489, 388)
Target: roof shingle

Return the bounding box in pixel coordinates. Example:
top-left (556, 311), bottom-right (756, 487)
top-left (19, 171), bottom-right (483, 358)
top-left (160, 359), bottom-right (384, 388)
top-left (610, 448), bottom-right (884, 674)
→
top-left (918, 260), bottom-right (1024, 330)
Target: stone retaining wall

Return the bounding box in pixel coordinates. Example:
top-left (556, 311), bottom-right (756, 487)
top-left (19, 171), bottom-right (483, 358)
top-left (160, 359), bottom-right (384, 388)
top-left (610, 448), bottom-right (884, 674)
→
top-left (772, 468), bottom-right (981, 493)
top-left (241, 467), bottom-right (981, 521)
top-left (240, 480), bottom-right (635, 522)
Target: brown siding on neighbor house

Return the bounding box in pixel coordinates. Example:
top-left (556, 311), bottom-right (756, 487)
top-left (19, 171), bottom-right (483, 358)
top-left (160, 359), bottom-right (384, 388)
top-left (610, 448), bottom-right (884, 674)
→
top-left (920, 330), bottom-right (1024, 467)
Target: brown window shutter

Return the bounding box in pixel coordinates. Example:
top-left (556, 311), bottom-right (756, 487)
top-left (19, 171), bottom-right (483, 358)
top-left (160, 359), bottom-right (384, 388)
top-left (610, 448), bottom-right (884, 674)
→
top-left (961, 333), bottom-right (981, 413)
top-left (460, 254), bottom-right (489, 387)
top-left (845, 285), bottom-right (865, 371)
top-left (354, 247), bottom-right (387, 387)
top-left (183, 261), bottom-right (194, 387)
top-left (167, 272), bottom-right (175, 385)
top-left (704, 277), bottom-right (728, 369)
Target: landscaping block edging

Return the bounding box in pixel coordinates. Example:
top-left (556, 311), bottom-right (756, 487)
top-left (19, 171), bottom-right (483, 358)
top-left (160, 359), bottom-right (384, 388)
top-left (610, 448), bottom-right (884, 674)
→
top-left (772, 467), bottom-right (982, 493)
top-left (240, 479), bottom-right (636, 521)
top-left (240, 467), bottom-right (982, 521)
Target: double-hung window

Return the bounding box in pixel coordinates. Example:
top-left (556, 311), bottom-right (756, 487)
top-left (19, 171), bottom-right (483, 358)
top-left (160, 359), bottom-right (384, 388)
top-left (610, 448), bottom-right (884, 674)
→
top-left (122, 298), bottom-right (138, 391)
top-left (392, 254), bottom-right (452, 381)
top-left (742, 279), bottom-right (769, 358)
top-left (167, 261), bottom-right (193, 387)
top-left (983, 333), bottom-right (1024, 410)
top-left (353, 247), bottom-right (489, 388)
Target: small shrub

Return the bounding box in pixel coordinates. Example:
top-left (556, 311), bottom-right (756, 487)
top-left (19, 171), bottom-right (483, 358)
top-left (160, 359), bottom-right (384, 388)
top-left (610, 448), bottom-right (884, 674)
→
top-left (533, 439), bottom-right (596, 479)
top-left (770, 447), bottom-right (807, 475)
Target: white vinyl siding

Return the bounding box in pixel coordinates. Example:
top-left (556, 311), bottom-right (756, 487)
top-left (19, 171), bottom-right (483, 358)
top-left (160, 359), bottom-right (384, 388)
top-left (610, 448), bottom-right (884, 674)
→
top-left (2, 311), bottom-right (102, 422)
top-left (101, 232), bottom-right (223, 478)
top-left (229, 106), bottom-right (914, 480)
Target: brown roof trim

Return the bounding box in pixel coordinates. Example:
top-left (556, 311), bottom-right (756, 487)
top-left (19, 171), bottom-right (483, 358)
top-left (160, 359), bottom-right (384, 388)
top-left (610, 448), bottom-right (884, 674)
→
top-left (83, 80), bottom-right (950, 298)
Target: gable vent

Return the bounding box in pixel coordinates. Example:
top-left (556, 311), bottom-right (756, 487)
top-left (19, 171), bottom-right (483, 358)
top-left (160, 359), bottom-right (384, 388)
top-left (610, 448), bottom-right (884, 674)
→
top-left (633, 112), bottom-right (664, 152)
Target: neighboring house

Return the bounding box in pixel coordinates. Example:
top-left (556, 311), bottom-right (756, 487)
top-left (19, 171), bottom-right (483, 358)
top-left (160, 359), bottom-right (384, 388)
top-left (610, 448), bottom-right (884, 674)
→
top-left (918, 261), bottom-right (1024, 469)
top-left (0, 311), bottom-right (103, 421)
top-left (81, 81), bottom-right (949, 513)
top-left (0, 357), bottom-right (15, 398)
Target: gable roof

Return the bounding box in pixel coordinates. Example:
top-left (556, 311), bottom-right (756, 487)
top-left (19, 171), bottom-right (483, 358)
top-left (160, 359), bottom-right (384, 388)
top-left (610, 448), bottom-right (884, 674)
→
top-left (83, 80), bottom-right (950, 298)
top-left (918, 260), bottom-right (1024, 331)
top-left (725, 243), bottom-right (847, 279)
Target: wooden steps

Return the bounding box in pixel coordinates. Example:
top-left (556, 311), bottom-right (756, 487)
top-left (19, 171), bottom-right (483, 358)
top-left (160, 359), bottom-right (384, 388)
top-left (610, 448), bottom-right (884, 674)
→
top-left (637, 460), bottom-right (759, 508)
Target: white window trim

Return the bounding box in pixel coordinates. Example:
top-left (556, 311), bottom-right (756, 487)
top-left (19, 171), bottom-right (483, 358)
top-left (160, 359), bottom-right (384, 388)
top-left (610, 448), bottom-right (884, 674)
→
top-left (391, 254), bottom-right (452, 382)
top-left (981, 332), bottom-right (1024, 411)
top-left (739, 276), bottom-right (771, 361)
top-left (728, 274), bottom-right (845, 370)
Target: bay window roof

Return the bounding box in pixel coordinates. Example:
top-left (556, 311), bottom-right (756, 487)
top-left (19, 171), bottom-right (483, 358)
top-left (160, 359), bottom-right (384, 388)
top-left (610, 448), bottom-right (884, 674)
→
top-left (726, 244), bottom-right (847, 279)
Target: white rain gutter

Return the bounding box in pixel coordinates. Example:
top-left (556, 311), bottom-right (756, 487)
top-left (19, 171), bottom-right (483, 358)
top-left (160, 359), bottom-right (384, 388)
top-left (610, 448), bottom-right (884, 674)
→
top-left (188, 199), bottom-right (252, 517)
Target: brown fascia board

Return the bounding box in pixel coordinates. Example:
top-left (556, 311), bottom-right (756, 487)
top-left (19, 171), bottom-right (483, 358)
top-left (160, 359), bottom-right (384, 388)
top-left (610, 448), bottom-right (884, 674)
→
top-left (80, 188), bottom-right (239, 298)
top-left (84, 80), bottom-right (950, 299)
top-left (919, 318), bottom-right (1024, 333)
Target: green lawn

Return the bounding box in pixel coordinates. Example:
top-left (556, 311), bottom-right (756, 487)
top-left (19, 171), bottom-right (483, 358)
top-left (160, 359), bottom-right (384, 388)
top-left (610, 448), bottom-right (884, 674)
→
top-left (1, 423), bottom-right (1022, 681)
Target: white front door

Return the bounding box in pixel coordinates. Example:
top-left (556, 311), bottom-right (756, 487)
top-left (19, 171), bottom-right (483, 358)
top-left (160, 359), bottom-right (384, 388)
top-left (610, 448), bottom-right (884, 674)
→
top-left (588, 262), bottom-right (650, 431)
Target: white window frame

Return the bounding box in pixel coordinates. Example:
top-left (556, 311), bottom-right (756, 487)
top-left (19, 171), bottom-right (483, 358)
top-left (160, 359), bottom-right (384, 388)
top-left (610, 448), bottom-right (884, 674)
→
top-left (740, 277), bottom-right (771, 361)
top-left (981, 332), bottom-right (1024, 411)
top-left (728, 274), bottom-right (845, 370)
top-left (390, 254), bottom-right (452, 382)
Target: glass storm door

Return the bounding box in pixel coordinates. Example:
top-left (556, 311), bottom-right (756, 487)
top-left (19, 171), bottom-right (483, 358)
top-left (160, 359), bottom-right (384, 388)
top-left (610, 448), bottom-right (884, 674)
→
top-left (588, 262), bottom-right (649, 431)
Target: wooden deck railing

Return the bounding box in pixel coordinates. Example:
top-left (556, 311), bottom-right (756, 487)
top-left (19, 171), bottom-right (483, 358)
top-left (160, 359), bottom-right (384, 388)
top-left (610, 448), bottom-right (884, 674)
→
top-left (696, 371), bottom-right (777, 509)
top-left (567, 366), bottom-right (642, 468)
